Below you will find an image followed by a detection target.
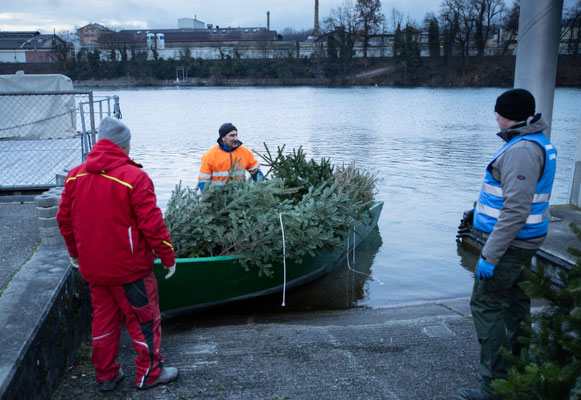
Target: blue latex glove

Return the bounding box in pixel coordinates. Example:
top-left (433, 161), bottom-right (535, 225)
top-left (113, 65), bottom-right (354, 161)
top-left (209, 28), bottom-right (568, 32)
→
top-left (476, 258), bottom-right (495, 280)
top-left (198, 181), bottom-right (206, 191)
top-left (252, 170), bottom-right (265, 182)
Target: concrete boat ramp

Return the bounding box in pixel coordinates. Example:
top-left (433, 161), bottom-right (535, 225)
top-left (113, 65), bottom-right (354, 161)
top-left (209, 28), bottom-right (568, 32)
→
top-left (0, 200), bottom-right (579, 399)
top-left (51, 300), bottom-right (483, 400)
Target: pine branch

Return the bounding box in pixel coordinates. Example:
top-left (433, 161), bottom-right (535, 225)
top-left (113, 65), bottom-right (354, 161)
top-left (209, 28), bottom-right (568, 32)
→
top-left (165, 146), bottom-right (377, 277)
top-left (492, 223), bottom-right (581, 399)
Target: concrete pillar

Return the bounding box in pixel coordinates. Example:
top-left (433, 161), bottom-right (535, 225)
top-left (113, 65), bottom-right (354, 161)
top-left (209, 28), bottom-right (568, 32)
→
top-left (570, 118), bottom-right (581, 207)
top-left (513, 0), bottom-right (563, 138)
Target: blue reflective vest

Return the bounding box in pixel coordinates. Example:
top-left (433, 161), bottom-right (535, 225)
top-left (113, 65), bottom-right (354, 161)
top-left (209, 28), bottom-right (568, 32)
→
top-left (473, 132), bottom-right (557, 239)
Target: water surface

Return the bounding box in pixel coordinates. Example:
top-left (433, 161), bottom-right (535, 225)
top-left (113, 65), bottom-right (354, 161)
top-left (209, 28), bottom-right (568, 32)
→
top-left (93, 86), bottom-right (581, 309)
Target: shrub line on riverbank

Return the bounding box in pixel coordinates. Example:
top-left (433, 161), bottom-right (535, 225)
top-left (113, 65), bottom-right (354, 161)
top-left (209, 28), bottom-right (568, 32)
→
top-left (2, 55), bottom-right (580, 87)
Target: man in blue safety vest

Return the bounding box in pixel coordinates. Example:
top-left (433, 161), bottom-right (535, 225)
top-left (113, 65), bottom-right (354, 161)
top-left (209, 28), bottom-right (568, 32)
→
top-left (457, 89), bottom-right (557, 400)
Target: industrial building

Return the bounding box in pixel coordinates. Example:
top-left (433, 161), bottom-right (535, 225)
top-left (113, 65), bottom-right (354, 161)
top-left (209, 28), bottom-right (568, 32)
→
top-left (99, 25), bottom-right (287, 60)
top-left (0, 32), bottom-right (71, 64)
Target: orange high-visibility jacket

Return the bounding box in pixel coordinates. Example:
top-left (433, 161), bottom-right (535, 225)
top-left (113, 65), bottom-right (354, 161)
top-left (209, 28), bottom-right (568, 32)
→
top-left (198, 144), bottom-right (260, 187)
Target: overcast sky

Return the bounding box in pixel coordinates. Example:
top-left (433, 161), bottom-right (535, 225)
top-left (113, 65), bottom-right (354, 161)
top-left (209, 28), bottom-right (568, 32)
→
top-left (0, 0), bottom-right (576, 34)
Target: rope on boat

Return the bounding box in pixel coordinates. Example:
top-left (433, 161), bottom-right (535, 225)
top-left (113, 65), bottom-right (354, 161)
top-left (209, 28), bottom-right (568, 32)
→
top-left (279, 212), bottom-right (287, 307)
top-left (353, 231), bottom-right (356, 265)
top-left (346, 233), bottom-right (384, 285)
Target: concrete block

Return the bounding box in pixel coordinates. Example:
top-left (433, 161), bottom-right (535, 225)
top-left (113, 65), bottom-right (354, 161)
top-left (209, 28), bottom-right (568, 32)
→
top-left (36, 206), bottom-right (58, 218)
top-left (39, 227), bottom-right (62, 238)
top-left (34, 194), bottom-right (59, 208)
top-left (41, 236), bottom-right (64, 246)
top-left (38, 217), bottom-right (58, 229)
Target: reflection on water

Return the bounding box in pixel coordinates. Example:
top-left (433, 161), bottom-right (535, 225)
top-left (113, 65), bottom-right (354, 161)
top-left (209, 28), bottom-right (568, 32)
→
top-left (180, 227), bottom-right (383, 317)
top-left (281, 227), bottom-right (384, 311)
top-left (456, 242), bottom-right (478, 275)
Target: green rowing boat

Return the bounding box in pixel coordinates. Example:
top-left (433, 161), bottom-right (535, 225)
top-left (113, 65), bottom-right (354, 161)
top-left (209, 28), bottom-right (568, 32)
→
top-left (154, 201), bottom-right (383, 316)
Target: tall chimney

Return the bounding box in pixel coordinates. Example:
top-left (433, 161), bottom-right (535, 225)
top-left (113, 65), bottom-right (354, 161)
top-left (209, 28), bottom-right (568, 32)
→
top-left (314, 0), bottom-right (319, 36)
top-left (267, 10), bottom-right (270, 30)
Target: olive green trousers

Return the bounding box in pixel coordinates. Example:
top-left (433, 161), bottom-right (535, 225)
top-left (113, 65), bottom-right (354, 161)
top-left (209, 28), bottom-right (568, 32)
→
top-left (469, 246), bottom-right (537, 392)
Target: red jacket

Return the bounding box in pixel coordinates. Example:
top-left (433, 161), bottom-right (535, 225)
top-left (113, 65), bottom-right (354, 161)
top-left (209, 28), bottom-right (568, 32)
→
top-left (57, 139), bottom-right (175, 285)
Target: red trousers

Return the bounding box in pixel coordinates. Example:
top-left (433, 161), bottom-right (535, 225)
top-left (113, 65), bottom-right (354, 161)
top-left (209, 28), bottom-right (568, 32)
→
top-left (89, 271), bottom-right (164, 388)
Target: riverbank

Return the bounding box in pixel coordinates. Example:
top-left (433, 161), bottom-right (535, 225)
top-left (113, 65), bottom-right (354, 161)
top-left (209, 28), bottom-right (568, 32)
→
top-left (3, 56), bottom-right (580, 88)
top-left (72, 76), bottom-right (330, 88)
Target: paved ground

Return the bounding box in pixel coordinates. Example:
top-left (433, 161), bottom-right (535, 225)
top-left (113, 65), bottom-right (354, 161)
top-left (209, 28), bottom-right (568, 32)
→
top-left (0, 202), bottom-right (39, 292)
top-left (51, 299), bottom-right (486, 400)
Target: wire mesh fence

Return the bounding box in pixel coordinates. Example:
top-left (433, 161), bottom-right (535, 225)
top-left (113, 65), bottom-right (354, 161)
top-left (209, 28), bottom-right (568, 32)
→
top-left (0, 91), bottom-right (120, 191)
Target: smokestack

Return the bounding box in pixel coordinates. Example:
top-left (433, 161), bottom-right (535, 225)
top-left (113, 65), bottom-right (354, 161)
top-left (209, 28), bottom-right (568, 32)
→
top-left (267, 10), bottom-right (270, 30)
top-left (314, 0), bottom-right (319, 36)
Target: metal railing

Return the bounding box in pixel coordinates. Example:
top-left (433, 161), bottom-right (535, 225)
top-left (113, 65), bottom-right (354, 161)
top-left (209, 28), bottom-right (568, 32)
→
top-left (0, 91), bottom-right (121, 191)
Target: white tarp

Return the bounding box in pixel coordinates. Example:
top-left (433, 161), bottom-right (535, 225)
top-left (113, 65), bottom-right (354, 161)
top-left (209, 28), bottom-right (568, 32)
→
top-left (0, 72), bottom-right (77, 139)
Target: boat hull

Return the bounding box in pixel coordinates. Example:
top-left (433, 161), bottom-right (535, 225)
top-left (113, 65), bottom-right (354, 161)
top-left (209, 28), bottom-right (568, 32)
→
top-left (154, 201), bottom-right (383, 316)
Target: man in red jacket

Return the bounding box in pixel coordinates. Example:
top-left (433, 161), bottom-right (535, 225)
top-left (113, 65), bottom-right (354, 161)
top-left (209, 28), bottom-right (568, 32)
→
top-left (57, 117), bottom-right (178, 392)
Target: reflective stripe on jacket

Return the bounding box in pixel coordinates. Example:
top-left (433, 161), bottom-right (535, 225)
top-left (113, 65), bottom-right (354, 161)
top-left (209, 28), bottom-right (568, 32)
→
top-left (198, 144), bottom-right (260, 186)
top-left (57, 139), bottom-right (175, 285)
top-left (473, 132), bottom-right (557, 240)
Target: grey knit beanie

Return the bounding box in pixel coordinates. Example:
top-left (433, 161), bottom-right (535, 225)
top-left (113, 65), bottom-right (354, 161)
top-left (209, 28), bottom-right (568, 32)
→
top-left (98, 117), bottom-right (131, 149)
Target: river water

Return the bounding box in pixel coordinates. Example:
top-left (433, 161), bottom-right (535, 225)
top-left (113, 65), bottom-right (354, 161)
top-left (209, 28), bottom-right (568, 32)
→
top-left (93, 86), bottom-right (581, 310)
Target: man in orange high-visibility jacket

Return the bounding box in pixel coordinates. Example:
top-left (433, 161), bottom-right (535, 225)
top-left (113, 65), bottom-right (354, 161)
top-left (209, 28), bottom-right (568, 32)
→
top-left (198, 122), bottom-right (264, 190)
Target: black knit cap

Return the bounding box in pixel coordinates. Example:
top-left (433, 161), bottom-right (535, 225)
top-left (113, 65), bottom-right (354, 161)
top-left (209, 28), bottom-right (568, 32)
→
top-left (494, 88), bottom-right (536, 122)
top-left (218, 122), bottom-right (237, 138)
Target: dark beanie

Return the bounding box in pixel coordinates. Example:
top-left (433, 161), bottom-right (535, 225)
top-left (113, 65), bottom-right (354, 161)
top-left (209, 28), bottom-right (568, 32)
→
top-left (218, 122), bottom-right (237, 138)
top-left (494, 88), bottom-right (536, 122)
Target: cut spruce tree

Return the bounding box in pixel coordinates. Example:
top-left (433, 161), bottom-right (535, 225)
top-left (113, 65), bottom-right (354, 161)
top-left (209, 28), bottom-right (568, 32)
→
top-left (164, 144), bottom-right (378, 277)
